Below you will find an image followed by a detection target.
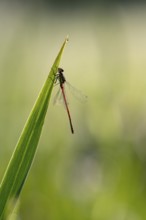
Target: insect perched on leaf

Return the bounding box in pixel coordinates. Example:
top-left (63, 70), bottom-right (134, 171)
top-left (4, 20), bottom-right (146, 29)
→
top-left (54, 68), bottom-right (87, 134)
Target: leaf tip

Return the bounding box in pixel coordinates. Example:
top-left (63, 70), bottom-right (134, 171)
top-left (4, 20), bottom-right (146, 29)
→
top-left (66, 35), bottom-right (69, 42)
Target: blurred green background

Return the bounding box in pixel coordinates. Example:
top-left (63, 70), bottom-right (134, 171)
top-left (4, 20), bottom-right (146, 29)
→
top-left (0, 1), bottom-right (146, 219)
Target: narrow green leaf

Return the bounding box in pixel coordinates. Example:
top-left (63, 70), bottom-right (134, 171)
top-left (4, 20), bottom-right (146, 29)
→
top-left (0, 37), bottom-right (68, 219)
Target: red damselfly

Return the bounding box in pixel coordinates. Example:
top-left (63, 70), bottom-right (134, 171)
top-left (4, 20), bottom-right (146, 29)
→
top-left (54, 67), bottom-right (87, 134)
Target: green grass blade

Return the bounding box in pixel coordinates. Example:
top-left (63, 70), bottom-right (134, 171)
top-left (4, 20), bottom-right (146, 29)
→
top-left (0, 37), bottom-right (68, 219)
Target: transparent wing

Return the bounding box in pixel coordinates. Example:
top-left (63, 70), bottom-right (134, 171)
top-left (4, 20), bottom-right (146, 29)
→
top-left (53, 88), bottom-right (63, 105)
top-left (66, 82), bottom-right (87, 103)
top-left (53, 87), bottom-right (69, 106)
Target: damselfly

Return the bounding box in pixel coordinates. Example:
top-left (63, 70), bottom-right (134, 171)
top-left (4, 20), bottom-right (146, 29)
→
top-left (54, 67), bottom-right (87, 134)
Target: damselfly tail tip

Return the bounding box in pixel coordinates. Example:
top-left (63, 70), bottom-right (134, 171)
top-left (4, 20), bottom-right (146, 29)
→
top-left (71, 126), bottom-right (74, 134)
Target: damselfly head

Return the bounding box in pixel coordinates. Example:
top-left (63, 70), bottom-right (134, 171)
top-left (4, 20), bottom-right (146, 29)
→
top-left (58, 67), bottom-right (64, 73)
